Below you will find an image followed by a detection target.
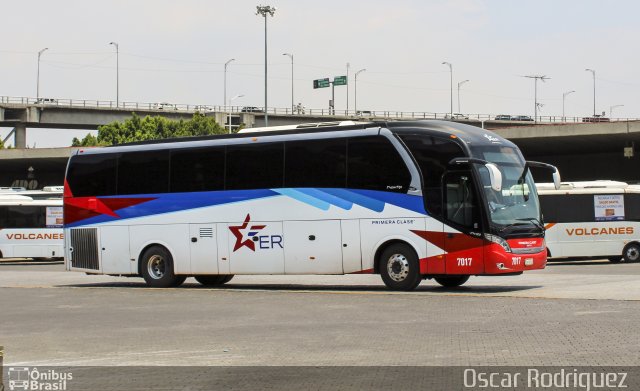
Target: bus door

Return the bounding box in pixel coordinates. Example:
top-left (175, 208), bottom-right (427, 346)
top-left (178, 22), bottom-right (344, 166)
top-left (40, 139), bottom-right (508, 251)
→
top-left (443, 170), bottom-right (485, 274)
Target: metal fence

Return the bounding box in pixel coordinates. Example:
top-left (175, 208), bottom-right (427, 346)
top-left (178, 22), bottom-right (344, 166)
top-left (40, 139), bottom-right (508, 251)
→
top-left (1, 95), bottom-right (638, 124)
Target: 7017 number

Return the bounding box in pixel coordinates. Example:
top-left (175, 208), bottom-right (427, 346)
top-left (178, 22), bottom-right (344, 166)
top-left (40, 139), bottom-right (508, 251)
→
top-left (457, 258), bottom-right (472, 266)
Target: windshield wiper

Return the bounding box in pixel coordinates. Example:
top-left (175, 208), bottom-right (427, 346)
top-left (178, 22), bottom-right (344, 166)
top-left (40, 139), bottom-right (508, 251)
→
top-left (499, 218), bottom-right (543, 233)
top-left (516, 217), bottom-right (544, 231)
top-left (498, 222), bottom-right (529, 233)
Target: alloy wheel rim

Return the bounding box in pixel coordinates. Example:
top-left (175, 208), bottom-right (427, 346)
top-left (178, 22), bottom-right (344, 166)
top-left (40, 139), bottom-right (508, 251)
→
top-left (387, 254), bottom-right (410, 282)
top-left (148, 255), bottom-right (165, 279)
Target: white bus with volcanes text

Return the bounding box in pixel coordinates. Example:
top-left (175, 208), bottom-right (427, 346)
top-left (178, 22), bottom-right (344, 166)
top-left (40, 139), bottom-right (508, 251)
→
top-left (537, 180), bottom-right (640, 263)
top-left (63, 120), bottom-right (559, 290)
top-left (0, 193), bottom-right (64, 260)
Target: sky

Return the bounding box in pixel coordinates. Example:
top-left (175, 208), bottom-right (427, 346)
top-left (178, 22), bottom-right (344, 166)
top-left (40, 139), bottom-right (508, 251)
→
top-left (2, 0), bottom-right (640, 147)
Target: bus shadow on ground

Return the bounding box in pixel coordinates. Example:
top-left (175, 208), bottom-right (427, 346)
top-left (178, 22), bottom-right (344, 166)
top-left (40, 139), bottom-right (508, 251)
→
top-left (0, 260), bottom-right (64, 266)
top-left (62, 281), bottom-right (542, 294)
top-left (547, 260), bottom-right (621, 267)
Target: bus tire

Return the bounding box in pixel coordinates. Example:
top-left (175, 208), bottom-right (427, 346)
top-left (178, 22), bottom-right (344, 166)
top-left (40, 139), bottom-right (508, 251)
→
top-left (608, 257), bottom-right (622, 263)
top-left (379, 243), bottom-right (421, 291)
top-left (195, 275), bottom-right (234, 286)
top-left (140, 246), bottom-right (185, 288)
top-left (434, 275), bottom-right (470, 287)
top-left (623, 243), bottom-right (640, 263)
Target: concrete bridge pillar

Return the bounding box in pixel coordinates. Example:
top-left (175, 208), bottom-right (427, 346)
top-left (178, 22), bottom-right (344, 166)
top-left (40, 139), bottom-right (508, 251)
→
top-left (14, 124), bottom-right (27, 148)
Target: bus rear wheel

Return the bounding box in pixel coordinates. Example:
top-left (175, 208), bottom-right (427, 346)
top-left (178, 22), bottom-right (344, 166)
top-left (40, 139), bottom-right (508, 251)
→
top-left (140, 246), bottom-right (185, 288)
top-left (623, 243), bottom-right (640, 263)
top-left (195, 275), bottom-right (234, 286)
top-left (434, 275), bottom-right (470, 288)
top-left (379, 243), bottom-right (421, 291)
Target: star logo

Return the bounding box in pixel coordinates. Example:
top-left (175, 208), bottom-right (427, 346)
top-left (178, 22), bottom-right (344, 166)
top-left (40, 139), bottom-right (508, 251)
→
top-left (229, 214), bottom-right (266, 252)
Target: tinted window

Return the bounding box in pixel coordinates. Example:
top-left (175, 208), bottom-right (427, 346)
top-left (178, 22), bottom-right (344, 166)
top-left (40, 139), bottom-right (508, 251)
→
top-left (118, 150), bottom-right (170, 195)
top-left (170, 147), bottom-right (225, 192)
top-left (626, 194), bottom-right (640, 221)
top-left (540, 194), bottom-right (594, 223)
top-left (347, 136), bottom-right (411, 192)
top-left (400, 135), bottom-right (465, 218)
top-left (66, 153), bottom-right (117, 197)
top-left (285, 138), bottom-right (346, 188)
top-left (444, 171), bottom-right (479, 229)
top-left (226, 143), bottom-right (284, 190)
top-left (0, 206), bottom-right (46, 228)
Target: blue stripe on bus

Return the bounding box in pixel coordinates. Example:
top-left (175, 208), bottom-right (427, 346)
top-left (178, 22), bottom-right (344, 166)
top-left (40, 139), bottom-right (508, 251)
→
top-left (351, 189), bottom-right (427, 215)
top-left (273, 188), bottom-right (332, 211)
top-left (295, 188), bottom-right (354, 210)
top-left (319, 189), bottom-right (386, 213)
top-left (65, 188), bottom-right (426, 227)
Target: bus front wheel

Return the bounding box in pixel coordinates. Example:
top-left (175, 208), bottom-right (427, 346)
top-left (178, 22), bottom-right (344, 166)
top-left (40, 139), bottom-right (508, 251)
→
top-left (379, 243), bottom-right (422, 291)
top-left (623, 243), bottom-right (640, 263)
top-left (434, 275), bottom-right (470, 288)
top-left (140, 246), bottom-right (186, 288)
top-left (195, 275), bottom-right (234, 286)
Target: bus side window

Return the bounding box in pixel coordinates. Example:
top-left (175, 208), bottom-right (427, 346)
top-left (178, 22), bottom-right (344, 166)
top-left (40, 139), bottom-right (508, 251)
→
top-left (118, 150), bottom-right (170, 196)
top-left (347, 136), bottom-right (411, 193)
top-left (66, 154), bottom-right (117, 197)
top-left (0, 206), bottom-right (45, 228)
top-left (284, 139), bottom-right (346, 188)
top-left (170, 147), bottom-right (225, 192)
top-left (226, 142), bottom-right (284, 190)
top-left (399, 135), bottom-right (465, 218)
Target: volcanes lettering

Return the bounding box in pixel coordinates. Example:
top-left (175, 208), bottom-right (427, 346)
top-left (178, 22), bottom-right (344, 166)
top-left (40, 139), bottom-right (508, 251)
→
top-left (566, 227), bottom-right (634, 236)
top-left (5, 233), bottom-right (64, 240)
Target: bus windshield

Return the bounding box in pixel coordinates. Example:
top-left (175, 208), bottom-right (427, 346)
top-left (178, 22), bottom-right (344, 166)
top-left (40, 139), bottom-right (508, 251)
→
top-left (472, 145), bottom-right (541, 232)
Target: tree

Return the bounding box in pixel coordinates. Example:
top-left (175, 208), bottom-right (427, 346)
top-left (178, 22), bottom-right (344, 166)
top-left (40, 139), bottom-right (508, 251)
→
top-left (0, 137), bottom-right (4, 149)
top-left (71, 112), bottom-right (226, 146)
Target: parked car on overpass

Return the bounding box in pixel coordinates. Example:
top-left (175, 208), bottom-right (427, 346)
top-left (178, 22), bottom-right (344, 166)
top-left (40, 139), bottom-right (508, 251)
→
top-left (445, 113), bottom-right (469, 120)
top-left (494, 114), bottom-right (512, 120)
top-left (241, 106), bottom-right (264, 113)
top-left (582, 115), bottom-right (610, 123)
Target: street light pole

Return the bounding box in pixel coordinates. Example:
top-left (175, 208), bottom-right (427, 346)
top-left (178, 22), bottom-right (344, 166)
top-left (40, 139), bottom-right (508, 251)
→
top-left (256, 5), bottom-right (276, 126)
top-left (442, 62), bottom-right (452, 117)
top-left (346, 62), bottom-right (350, 114)
top-left (610, 104), bottom-right (623, 118)
top-left (109, 42), bottom-right (119, 107)
top-left (36, 47), bottom-right (48, 101)
top-left (523, 74), bottom-right (550, 122)
top-left (585, 68), bottom-right (596, 116)
top-left (562, 90), bottom-right (575, 121)
top-left (354, 68), bottom-right (366, 114)
top-left (283, 53), bottom-right (293, 113)
top-left (228, 94), bottom-right (244, 133)
top-left (457, 79), bottom-right (469, 114)
top-left (224, 58), bottom-right (235, 108)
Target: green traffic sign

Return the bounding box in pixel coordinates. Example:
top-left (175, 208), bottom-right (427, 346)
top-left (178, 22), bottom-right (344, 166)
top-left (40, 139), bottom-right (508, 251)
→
top-left (334, 75), bottom-right (347, 86)
top-left (313, 78), bottom-right (330, 89)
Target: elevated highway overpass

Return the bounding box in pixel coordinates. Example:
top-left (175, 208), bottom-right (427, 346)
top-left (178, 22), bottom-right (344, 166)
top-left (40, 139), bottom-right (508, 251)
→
top-left (1, 95), bottom-right (601, 148)
top-left (1, 96), bottom-right (639, 187)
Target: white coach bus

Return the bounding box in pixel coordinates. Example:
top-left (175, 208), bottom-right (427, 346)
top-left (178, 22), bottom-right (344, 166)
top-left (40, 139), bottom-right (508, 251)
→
top-left (537, 180), bottom-right (640, 263)
top-left (64, 120), bottom-right (559, 290)
top-left (0, 194), bottom-right (64, 259)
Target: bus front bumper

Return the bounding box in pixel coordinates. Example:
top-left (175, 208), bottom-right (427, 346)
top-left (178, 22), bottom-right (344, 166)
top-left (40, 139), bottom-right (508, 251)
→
top-left (484, 242), bottom-right (547, 274)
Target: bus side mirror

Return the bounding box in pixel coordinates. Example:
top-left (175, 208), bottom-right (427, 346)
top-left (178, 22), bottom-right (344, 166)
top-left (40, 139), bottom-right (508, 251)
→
top-left (552, 169), bottom-right (561, 190)
top-left (526, 161), bottom-right (561, 190)
top-left (485, 163), bottom-right (502, 192)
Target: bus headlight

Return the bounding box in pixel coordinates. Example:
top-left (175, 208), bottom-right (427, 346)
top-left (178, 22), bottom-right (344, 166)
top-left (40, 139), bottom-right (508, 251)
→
top-left (484, 233), bottom-right (512, 253)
